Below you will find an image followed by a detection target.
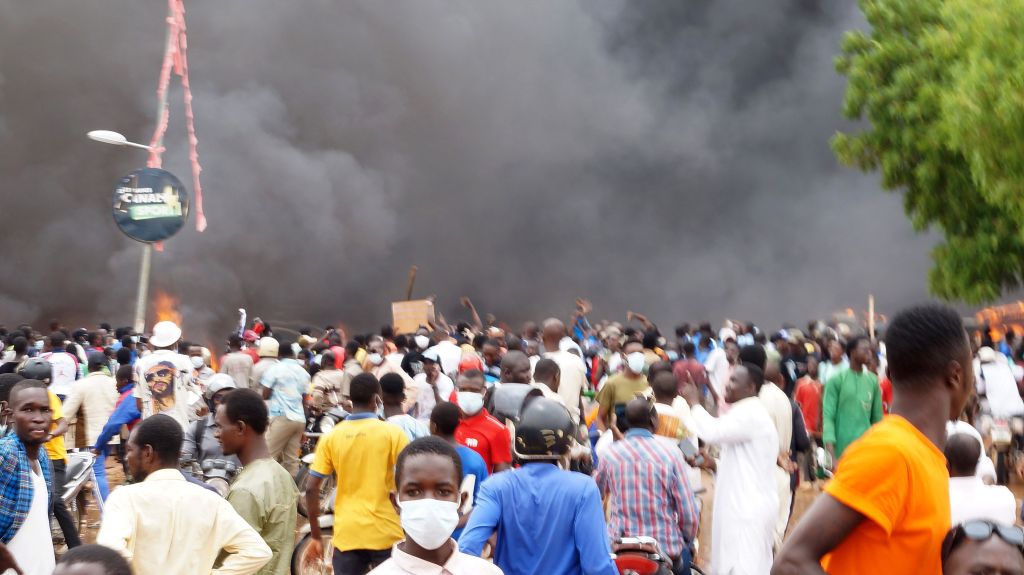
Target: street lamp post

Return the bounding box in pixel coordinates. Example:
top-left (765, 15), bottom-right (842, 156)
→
top-left (88, 130), bottom-right (155, 334)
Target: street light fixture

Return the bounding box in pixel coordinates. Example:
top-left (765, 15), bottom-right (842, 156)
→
top-left (87, 130), bottom-right (154, 151)
top-left (88, 130), bottom-right (155, 334)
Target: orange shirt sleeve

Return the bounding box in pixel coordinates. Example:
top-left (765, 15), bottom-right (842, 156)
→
top-left (825, 437), bottom-right (908, 535)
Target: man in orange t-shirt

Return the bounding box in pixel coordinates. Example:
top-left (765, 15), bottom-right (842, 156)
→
top-left (772, 304), bottom-right (975, 575)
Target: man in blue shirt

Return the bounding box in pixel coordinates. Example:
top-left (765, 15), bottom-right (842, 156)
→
top-left (429, 401), bottom-right (488, 540)
top-left (458, 397), bottom-right (618, 575)
top-left (261, 341), bottom-right (310, 476)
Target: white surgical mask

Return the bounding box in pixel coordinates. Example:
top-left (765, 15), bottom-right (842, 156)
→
top-left (190, 356), bottom-right (205, 369)
top-left (376, 397), bottom-right (385, 419)
top-left (414, 335), bottom-right (430, 350)
top-left (398, 498), bottom-right (460, 550)
top-left (367, 353), bottom-right (384, 366)
top-left (627, 352), bottom-right (646, 374)
top-left (456, 391), bottom-right (484, 415)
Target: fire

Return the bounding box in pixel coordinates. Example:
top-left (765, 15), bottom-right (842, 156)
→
top-left (154, 290), bottom-right (182, 326)
top-left (206, 342), bottom-right (220, 371)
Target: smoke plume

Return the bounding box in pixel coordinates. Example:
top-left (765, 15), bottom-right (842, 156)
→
top-left (0, 1), bottom-right (937, 338)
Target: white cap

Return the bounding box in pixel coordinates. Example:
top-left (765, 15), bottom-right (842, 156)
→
top-left (150, 321), bottom-right (182, 348)
top-left (978, 346), bottom-right (997, 363)
top-left (258, 337), bottom-right (280, 358)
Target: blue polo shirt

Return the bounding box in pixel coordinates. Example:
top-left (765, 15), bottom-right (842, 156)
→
top-left (458, 462), bottom-right (618, 575)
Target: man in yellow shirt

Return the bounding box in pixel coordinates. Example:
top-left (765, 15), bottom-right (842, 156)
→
top-left (773, 304), bottom-right (975, 575)
top-left (303, 373), bottom-right (409, 574)
top-left (17, 358), bottom-right (81, 548)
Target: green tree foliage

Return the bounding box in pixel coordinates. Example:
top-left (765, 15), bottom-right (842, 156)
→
top-left (833, 0), bottom-right (1024, 303)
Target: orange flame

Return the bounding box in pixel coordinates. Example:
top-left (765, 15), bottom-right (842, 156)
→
top-left (154, 290), bottom-right (182, 326)
top-left (206, 342), bottom-right (220, 372)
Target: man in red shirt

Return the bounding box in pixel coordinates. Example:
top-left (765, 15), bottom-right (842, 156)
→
top-left (794, 355), bottom-right (823, 483)
top-left (879, 377), bottom-right (893, 415)
top-left (454, 370), bottom-right (512, 473)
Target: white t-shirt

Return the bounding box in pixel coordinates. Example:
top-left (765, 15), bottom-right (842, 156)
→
top-left (413, 373), bottom-right (455, 423)
top-left (6, 465), bottom-right (55, 575)
top-left (133, 350), bottom-right (196, 430)
top-left (40, 350), bottom-right (78, 397)
top-left (704, 348), bottom-right (731, 399)
top-left (949, 476), bottom-right (1017, 526)
top-left (429, 341), bottom-right (464, 379)
top-left (543, 350), bottom-right (587, 424)
top-left (977, 361), bottom-right (1024, 418)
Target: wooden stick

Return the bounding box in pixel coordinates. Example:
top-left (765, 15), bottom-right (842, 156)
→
top-left (405, 266), bottom-right (418, 301)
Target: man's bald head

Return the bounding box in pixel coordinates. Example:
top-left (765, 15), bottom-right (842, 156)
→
top-left (541, 318), bottom-right (566, 347)
top-left (624, 397), bottom-right (656, 432)
top-left (500, 350), bottom-right (532, 384)
top-left (945, 433), bottom-right (981, 477)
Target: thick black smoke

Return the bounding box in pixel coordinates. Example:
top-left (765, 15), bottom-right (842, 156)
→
top-left (0, 1), bottom-right (936, 338)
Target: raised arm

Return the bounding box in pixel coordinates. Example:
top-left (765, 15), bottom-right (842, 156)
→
top-left (461, 297), bottom-right (484, 333)
top-left (688, 404), bottom-right (758, 446)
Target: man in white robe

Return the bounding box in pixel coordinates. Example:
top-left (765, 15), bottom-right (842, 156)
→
top-left (681, 362), bottom-right (779, 575)
top-left (761, 360), bottom-right (795, 551)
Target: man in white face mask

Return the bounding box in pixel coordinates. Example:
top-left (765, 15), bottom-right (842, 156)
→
top-left (453, 370), bottom-right (512, 473)
top-left (595, 340), bottom-right (650, 436)
top-left (367, 339), bottom-right (418, 412)
top-left (369, 437), bottom-right (502, 574)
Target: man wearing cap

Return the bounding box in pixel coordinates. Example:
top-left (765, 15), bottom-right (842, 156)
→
top-left (250, 337), bottom-right (280, 390)
top-left (261, 341), bottom-right (310, 475)
top-left (412, 349), bottom-right (454, 424)
top-left (134, 321), bottom-right (200, 430)
top-left (242, 330), bottom-right (261, 364)
top-left (221, 334), bottom-right (255, 390)
top-left (62, 352), bottom-right (120, 499)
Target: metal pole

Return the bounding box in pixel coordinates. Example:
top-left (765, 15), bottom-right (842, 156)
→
top-left (133, 243), bottom-right (153, 333)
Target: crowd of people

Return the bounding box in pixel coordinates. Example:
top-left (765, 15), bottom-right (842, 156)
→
top-left (0, 299), bottom-right (1022, 575)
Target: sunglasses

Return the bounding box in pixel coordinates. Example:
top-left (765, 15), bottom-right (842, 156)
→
top-left (942, 520), bottom-right (1024, 561)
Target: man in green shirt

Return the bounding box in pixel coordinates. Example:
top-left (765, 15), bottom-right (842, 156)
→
top-left (215, 388), bottom-right (299, 575)
top-left (596, 340), bottom-right (650, 434)
top-left (822, 336), bottom-right (883, 462)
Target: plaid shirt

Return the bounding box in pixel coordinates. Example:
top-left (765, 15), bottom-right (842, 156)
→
top-left (595, 428), bottom-right (698, 558)
top-left (0, 433), bottom-right (53, 544)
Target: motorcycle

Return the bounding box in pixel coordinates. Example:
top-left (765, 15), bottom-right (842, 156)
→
top-left (53, 449), bottom-right (103, 545)
top-left (180, 455), bottom-right (241, 495)
top-left (990, 416), bottom-right (1024, 485)
top-left (295, 406), bottom-right (347, 518)
top-left (291, 488), bottom-right (335, 575)
top-left (612, 536), bottom-right (706, 575)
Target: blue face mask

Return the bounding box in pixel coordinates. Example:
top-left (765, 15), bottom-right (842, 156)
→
top-left (666, 351), bottom-right (680, 362)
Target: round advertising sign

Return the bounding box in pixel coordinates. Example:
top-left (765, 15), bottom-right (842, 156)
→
top-left (111, 168), bottom-right (189, 243)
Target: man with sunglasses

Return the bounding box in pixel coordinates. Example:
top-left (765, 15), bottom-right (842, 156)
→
top-left (774, 304), bottom-right (975, 575)
top-left (943, 521), bottom-right (1024, 575)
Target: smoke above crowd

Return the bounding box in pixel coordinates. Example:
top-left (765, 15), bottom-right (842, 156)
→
top-left (0, 1), bottom-right (938, 337)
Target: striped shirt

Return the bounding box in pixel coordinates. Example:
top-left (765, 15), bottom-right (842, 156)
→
top-left (594, 428), bottom-right (698, 559)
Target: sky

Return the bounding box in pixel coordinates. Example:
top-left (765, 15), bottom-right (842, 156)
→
top-left (0, 0), bottom-right (941, 338)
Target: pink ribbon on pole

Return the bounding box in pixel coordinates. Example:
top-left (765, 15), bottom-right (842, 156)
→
top-left (146, 0), bottom-right (206, 234)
